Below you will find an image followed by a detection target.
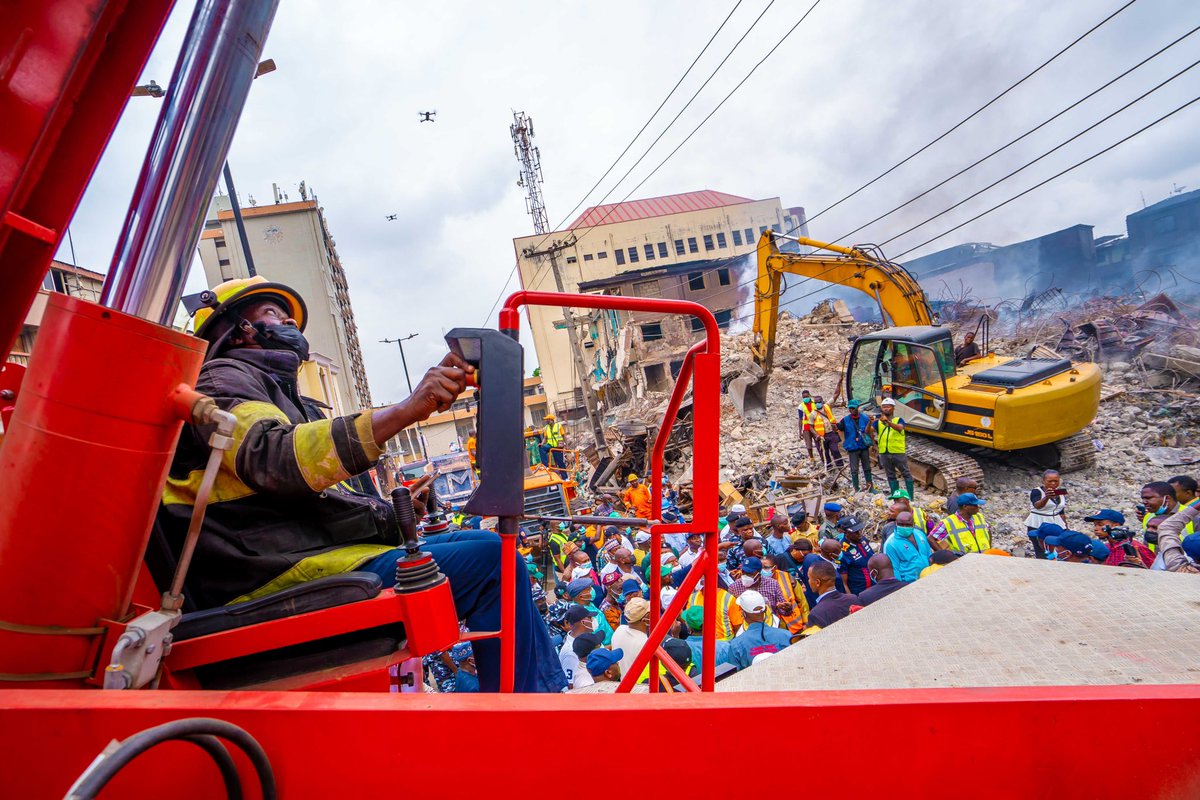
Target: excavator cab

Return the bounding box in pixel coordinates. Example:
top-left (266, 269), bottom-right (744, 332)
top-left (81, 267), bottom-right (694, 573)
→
top-left (847, 326), bottom-right (952, 432)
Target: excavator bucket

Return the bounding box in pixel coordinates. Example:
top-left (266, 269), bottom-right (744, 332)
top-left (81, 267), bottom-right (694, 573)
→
top-left (729, 372), bottom-right (769, 420)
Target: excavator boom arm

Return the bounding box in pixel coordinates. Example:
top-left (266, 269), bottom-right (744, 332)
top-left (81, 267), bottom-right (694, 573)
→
top-left (750, 232), bottom-right (933, 372)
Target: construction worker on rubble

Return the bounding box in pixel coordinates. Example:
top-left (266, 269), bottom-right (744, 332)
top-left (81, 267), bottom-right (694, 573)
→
top-left (540, 413), bottom-right (568, 478)
top-left (874, 398), bottom-right (915, 499)
top-left (838, 399), bottom-right (875, 491)
top-left (798, 390), bottom-right (818, 460)
top-left (623, 473), bottom-right (653, 520)
top-left (167, 276), bottom-right (566, 693)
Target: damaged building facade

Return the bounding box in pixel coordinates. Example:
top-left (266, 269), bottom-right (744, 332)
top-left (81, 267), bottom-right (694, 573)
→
top-left (513, 190), bottom-right (807, 420)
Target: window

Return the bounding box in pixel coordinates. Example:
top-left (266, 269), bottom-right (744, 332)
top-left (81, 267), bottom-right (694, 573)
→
top-left (703, 235), bottom-right (714, 251)
top-left (566, 256), bottom-right (577, 264)
top-left (732, 229), bottom-right (743, 246)
top-left (644, 243), bottom-right (655, 261)
top-left (714, 309), bottom-right (733, 329)
top-left (716, 232), bottom-right (727, 248)
top-left (690, 316), bottom-right (705, 333)
top-left (640, 323), bottom-right (664, 342)
top-left (215, 238), bottom-right (227, 249)
top-left (657, 242), bottom-right (669, 258)
top-left (628, 247), bottom-right (639, 263)
top-left (771, 223), bottom-right (781, 233)
top-left (598, 251), bottom-right (608, 259)
top-left (583, 253), bottom-right (594, 261)
top-left (615, 249), bottom-right (625, 265)
top-left (744, 227), bottom-right (753, 243)
top-left (688, 237), bottom-right (698, 253)
top-left (717, 268), bottom-right (731, 286)
top-left (633, 279), bottom-right (661, 297)
top-left (687, 272), bottom-right (705, 291)
top-left (674, 239), bottom-right (685, 256)
top-left (759, 226), bottom-right (768, 235)
top-left (218, 258), bottom-right (231, 266)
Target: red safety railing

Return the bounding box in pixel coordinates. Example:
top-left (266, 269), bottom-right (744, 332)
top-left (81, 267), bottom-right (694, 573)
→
top-left (501, 292), bottom-right (721, 692)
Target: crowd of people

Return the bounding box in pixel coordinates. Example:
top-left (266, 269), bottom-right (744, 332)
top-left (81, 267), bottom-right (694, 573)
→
top-left (427, 466), bottom-right (1200, 693)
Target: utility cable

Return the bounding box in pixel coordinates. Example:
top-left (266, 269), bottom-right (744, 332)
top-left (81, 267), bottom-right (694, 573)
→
top-left (801, 0), bottom-right (1141, 229)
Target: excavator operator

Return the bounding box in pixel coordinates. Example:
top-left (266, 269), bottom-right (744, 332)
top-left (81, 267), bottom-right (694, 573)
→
top-left (163, 276), bottom-right (567, 693)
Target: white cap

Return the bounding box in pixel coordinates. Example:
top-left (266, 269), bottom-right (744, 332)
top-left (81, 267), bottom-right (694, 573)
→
top-left (634, 531), bottom-right (652, 544)
top-left (660, 586), bottom-right (678, 609)
top-left (731, 503), bottom-right (747, 514)
top-left (880, 398), bottom-right (896, 406)
top-left (752, 652), bottom-right (776, 665)
top-left (736, 589), bottom-right (767, 614)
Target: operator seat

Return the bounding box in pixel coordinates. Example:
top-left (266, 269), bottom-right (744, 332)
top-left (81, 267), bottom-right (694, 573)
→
top-left (143, 519), bottom-right (406, 689)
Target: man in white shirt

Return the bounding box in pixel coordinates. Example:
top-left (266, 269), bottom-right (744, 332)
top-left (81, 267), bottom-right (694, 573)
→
top-left (558, 605), bottom-right (595, 689)
top-left (611, 597), bottom-right (651, 679)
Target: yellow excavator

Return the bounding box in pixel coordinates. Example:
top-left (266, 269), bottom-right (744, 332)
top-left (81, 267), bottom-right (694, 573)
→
top-left (729, 232), bottom-right (1101, 489)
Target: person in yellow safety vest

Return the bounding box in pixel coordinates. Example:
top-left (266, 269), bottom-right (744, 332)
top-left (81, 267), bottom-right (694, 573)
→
top-left (810, 394), bottom-right (844, 468)
top-left (798, 390), bottom-right (818, 460)
top-left (874, 397), bottom-right (915, 499)
top-left (764, 553), bottom-right (808, 633)
top-left (1141, 481), bottom-right (1186, 553)
top-left (540, 414), bottom-right (567, 478)
top-left (929, 493), bottom-right (991, 553)
top-left (623, 473), bottom-right (653, 520)
top-left (687, 581), bottom-right (744, 640)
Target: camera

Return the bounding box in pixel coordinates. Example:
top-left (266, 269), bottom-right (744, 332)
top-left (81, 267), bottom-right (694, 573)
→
top-left (1104, 525), bottom-right (1134, 541)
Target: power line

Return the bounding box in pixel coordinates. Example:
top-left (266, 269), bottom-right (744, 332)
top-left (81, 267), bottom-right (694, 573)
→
top-left (891, 91), bottom-right (1200, 260)
top-left (876, 55), bottom-right (1200, 248)
top-left (481, 0), bottom-right (750, 324)
top-left (800, 0), bottom-right (1142, 229)
top-left (829, 21), bottom-right (1200, 246)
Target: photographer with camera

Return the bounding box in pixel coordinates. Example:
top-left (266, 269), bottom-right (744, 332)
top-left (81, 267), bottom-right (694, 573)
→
top-left (1024, 470), bottom-right (1068, 560)
top-left (1084, 509), bottom-right (1153, 568)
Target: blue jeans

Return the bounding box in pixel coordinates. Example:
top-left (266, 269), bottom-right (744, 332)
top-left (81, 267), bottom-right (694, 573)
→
top-left (362, 530), bottom-right (567, 693)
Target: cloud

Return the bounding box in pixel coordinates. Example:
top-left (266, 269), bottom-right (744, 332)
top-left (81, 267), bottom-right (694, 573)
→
top-left (59, 0), bottom-right (1200, 406)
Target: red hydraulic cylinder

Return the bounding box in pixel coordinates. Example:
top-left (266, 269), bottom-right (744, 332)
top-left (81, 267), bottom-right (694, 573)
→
top-left (0, 295), bottom-right (206, 686)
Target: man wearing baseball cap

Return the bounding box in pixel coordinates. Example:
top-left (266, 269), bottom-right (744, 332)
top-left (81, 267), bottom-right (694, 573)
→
top-left (558, 605), bottom-right (594, 689)
top-left (874, 397), bottom-right (915, 499)
top-left (570, 631), bottom-right (604, 689)
top-left (1044, 530), bottom-right (1093, 563)
top-left (726, 590), bottom-right (793, 670)
top-left (929, 492), bottom-right (991, 553)
top-left (171, 277), bottom-right (565, 693)
top-left (838, 399), bottom-right (876, 491)
top-left (586, 647), bottom-right (624, 684)
top-left (611, 596), bottom-right (651, 678)
top-left (1085, 509), bottom-right (1153, 568)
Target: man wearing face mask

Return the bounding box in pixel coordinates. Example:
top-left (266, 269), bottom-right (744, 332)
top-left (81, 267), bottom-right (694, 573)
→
top-left (1141, 482), bottom-right (1181, 553)
top-left (882, 511), bottom-right (931, 582)
top-left (169, 277), bottom-right (566, 693)
top-left (564, 578), bottom-right (613, 644)
top-left (726, 557), bottom-right (787, 623)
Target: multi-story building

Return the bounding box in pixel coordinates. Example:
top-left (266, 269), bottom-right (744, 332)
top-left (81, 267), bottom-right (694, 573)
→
top-left (197, 191), bottom-right (371, 416)
top-left (513, 190), bottom-right (806, 415)
top-left (6, 261), bottom-right (105, 366)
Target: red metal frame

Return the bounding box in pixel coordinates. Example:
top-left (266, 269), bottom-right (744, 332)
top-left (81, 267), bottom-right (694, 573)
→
top-left (501, 292), bottom-right (720, 692)
top-left (4, 685), bottom-right (1199, 798)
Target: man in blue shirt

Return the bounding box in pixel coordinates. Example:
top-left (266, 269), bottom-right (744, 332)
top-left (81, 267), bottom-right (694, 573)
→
top-left (836, 515), bottom-right (876, 595)
top-left (882, 510), bottom-right (931, 581)
top-left (838, 399), bottom-right (876, 492)
top-left (726, 590), bottom-right (793, 669)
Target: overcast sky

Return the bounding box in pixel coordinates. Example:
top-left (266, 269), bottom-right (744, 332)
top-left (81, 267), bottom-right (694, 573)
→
top-left (61, 0), bottom-right (1200, 405)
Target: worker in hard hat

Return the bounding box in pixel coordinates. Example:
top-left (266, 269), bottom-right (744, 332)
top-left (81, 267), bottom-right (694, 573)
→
top-left (622, 473), bottom-right (653, 520)
top-left (539, 413), bottom-right (568, 478)
top-left (165, 276), bottom-right (566, 693)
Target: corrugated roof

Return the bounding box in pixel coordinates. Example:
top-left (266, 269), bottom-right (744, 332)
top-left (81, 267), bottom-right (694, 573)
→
top-left (567, 190), bottom-right (755, 230)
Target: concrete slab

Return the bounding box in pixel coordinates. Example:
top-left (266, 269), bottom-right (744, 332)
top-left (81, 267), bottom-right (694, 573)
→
top-left (718, 554), bottom-right (1200, 692)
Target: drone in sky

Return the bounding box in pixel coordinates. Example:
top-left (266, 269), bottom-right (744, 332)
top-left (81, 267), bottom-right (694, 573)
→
top-left (418, 110), bottom-right (437, 123)
top-left (385, 214), bottom-right (397, 221)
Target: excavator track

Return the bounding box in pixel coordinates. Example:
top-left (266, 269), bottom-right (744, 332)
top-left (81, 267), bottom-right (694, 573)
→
top-left (1049, 431), bottom-right (1097, 473)
top-left (900, 436), bottom-right (987, 493)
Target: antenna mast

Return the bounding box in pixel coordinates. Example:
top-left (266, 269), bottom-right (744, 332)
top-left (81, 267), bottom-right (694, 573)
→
top-left (510, 111), bottom-right (549, 234)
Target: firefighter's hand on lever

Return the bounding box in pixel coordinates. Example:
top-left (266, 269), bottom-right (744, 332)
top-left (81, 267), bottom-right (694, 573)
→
top-left (369, 353), bottom-right (474, 446)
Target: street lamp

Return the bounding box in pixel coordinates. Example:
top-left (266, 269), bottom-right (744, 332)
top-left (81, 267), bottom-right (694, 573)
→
top-left (381, 333), bottom-right (428, 461)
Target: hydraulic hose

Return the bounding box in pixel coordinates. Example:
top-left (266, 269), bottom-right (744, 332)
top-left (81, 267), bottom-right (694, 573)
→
top-left (64, 718), bottom-right (275, 800)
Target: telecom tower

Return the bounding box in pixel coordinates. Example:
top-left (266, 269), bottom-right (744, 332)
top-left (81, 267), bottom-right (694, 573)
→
top-left (509, 111), bottom-right (607, 457)
top-left (510, 111), bottom-right (549, 234)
